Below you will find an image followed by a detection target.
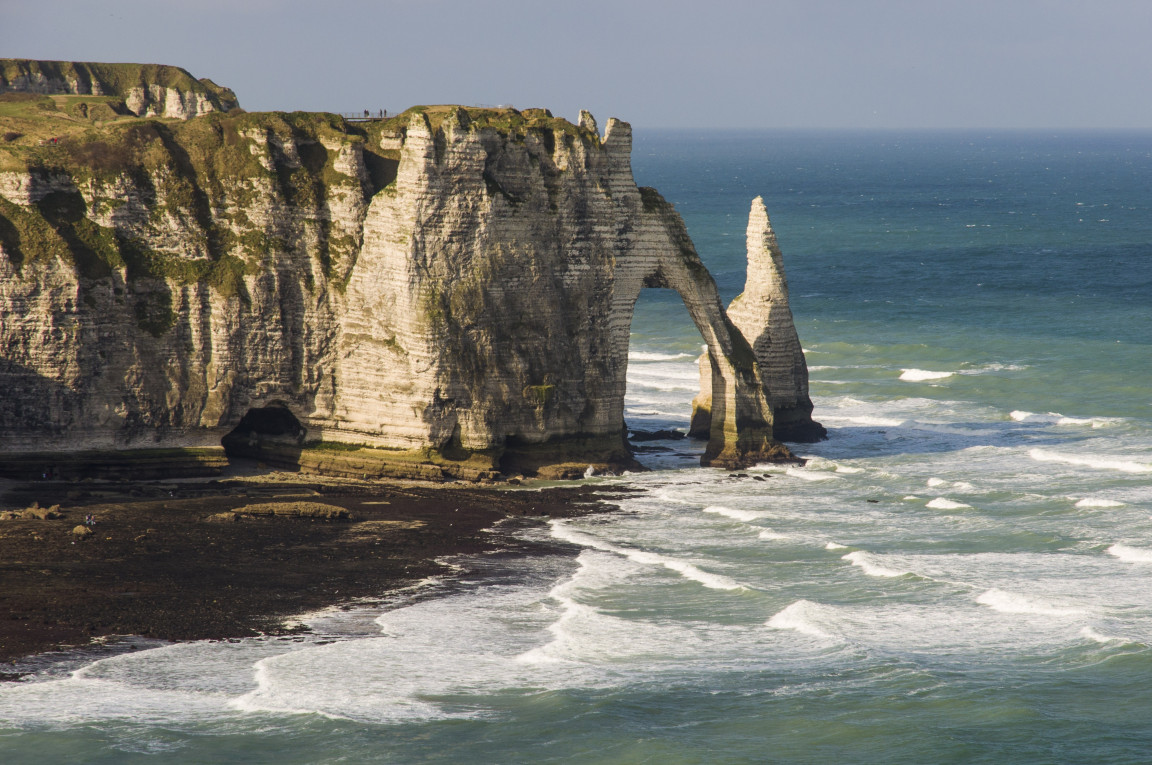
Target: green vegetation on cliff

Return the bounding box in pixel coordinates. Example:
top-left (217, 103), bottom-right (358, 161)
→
top-left (0, 59), bottom-right (238, 111)
top-left (365, 105), bottom-right (598, 149)
top-left (0, 67), bottom-right (597, 343)
top-left (0, 106), bottom-right (389, 323)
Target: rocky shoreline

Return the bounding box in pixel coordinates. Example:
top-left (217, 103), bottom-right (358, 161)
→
top-left (0, 469), bottom-right (630, 673)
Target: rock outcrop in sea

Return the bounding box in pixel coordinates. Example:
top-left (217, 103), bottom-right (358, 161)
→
top-left (691, 197), bottom-right (825, 442)
top-left (0, 62), bottom-right (807, 480)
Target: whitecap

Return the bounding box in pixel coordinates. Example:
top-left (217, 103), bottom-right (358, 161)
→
top-left (823, 415), bottom-right (905, 427)
top-left (976, 589), bottom-right (1084, 617)
top-left (927, 477), bottom-right (947, 488)
top-left (899, 369), bottom-right (953, 382)
top-left (758, 529), bottom-right (790, 541)
top-left (1029, 449), bottom-right (1152, 474)
top-left (785, 467), bottom-right (837, 482)
top-left (842, 551), bottom-right (912, 578)
top-left (1011, 411), bottom-right (1119, 429)
top-left (549, 521), bottom-right (746, 591)
top-left (766, 600), bottom-right (835, 638)
top-left (703, 506), bottom-right (764, 522)
top-left (1080, 626), bottom-right (1128, 644)
top-left (927, 498), bottom-right (972, 510)
top-left (1075, 498), bottom-right (1126, 509)
top-left (825, 542), bottom-right (848, 550)
top-left (628, 351), bottom-right (694, 362)
top-left (964, 363), bottom-right (1028, 374)
top-left (835, 465), bottom-right (865, 474)
top-left (1106, 544), bottom-right (1152, 563)
top-left (1057, 416), bottom-right (1118, 428)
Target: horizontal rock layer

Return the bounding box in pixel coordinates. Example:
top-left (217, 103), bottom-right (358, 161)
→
top-left (1, 70), bottom-right (801, 477)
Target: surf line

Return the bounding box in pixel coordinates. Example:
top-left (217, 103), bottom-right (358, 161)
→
top-left (548, 520), bottom-right (750, 592)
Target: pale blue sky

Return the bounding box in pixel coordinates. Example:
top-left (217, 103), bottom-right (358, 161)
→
top-left (3, 0), bottom-right (1150, 129)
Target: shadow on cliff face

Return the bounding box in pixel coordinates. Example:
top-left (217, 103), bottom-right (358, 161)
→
top-left (361, 151), bottom-right (398, 196)
top-left (221, 405), bottom-right (307, 464)
top-left (0, 359), bottom-right (82, 448)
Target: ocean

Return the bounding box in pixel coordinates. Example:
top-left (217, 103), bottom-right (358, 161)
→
top-left (2, 130), bottom-right (1151, 763)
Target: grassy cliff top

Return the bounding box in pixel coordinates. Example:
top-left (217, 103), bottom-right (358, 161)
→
top-left (0, 100), bottom-right (597, 175)
top-left (371, 105), bottom-right (595, 143)
top-left (0, 59), bottom-right (238, 107)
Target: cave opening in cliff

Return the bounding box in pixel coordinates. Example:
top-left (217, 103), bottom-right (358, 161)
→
top-left (221, 405), bottom-right (308, 464)
top-left (625, 288), bottom-right (706, 452)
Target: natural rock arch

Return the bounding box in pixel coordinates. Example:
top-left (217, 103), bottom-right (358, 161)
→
top-left (0, 86), bottom-right (802, 479)
top-left (330, 110), bottom-right (793, 473)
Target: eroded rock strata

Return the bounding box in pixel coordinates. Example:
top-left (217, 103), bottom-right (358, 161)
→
top-left (0, 67), bottom-right (800, 480)
top-left (0, 59), bottom-right (238, 120)
top-left (691, 197), bottom-right (826, 443)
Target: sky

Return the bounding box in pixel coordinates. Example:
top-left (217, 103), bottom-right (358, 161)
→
top-left (3, 0), bottom-right (1151, 130)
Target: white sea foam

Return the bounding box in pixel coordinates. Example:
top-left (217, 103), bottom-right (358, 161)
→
top-left (518, 554), bottom-right (646, 665)
top-left (842, 551), bottom-right (912, 578)
top-left (926, 498), bottom-right (972, 510)
top-left (835, 465), bottom-right (865, 474)
top-left (1011, 411), bottom-right (1119, 428)
top-left (628, 351), bottom-right (694, 362)
top-left (927, 477), bottom-right (947, 487)
top-left (785, 467), bottom-right (837, 482)
top-left (703, 505), bottom-right (764, 522)
top-left (758, 529), bottom-right (790, 540)
top-left (1075, 498), bottom-right (1126, 508)
top-left (766, 600), bottom-right (835, 638)
top-left (1106, 544), bottom-right (1152, 563)
top-left (962, 363), bottom-right (1028, 374)
top-left (825, 542), bottom-right (848, 550)
top-left (549, 521), bottom-right (746, 591)
top-left (1057, 417), bottom-right (1119, 428)
top-left (976, 589), bottom-right (1084, 617)
top-left (822, 415), bottom-right (906, 427)
top-left (1081, 626), bottom-right (1128, 644)
top-left (899, 369), bottom-right (953, 382)
top-left (1029, 449), bottom-right (1152, 474)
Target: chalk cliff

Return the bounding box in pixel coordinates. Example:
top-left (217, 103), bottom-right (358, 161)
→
top-left (0, 68), bottom-right (796, 480)
top-left (691, 197), bottom-right (825, 442)
top-left (0, 59), bottom-right (238, 120)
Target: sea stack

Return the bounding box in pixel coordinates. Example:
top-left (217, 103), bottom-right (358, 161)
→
top-left (691, 197), bottom-right (826, 443)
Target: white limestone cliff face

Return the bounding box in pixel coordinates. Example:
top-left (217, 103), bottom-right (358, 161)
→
top-left (0, 106), bottom-right (792, 476)
top-left (334, 109), bottom-right (787, 470)
top-left (691, 197), bottom-right (825, 442)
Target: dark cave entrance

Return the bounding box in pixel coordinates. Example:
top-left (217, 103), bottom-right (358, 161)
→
top-left (221, 405), bottom-right (307, 463)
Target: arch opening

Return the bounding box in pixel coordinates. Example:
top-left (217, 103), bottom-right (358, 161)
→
top-left (622, 288), bottom-right (707, 467)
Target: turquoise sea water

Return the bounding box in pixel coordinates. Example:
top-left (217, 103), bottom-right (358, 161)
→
top-left (2, 131), bottom-right (1151, 763)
